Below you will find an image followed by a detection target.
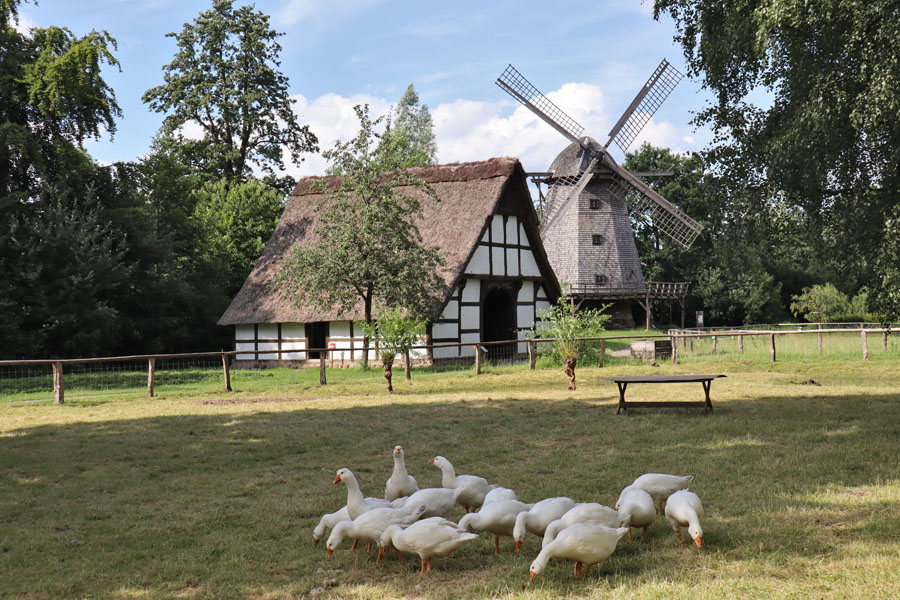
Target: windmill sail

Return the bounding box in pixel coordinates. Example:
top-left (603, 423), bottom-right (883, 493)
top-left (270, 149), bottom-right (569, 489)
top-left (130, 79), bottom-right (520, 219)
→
top-left (606, 59), bottom-right (684, 154)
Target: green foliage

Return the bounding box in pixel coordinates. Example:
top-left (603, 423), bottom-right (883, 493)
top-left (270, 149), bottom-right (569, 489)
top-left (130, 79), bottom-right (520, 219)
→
top-left (654, 0), bottom-right (900, 320)
top-left (142, 0), bottom-right (317, 192)
top-left (193, 178), bottom-right (285, 297)
top-left (379, 84), bottom-right (437, 168)
top-left (361, 306), bottom-right (427, 367)
top-left (274, 105), bottom-right (447, 337)
top-left (790, 283), bottom-right (873, 322)
top-left (531, 286), bottom-right (611, 361)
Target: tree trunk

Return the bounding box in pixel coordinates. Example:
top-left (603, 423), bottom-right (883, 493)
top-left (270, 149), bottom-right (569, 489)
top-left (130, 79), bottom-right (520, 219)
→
top-left (564, 356), bottom-right (577, 391)
top-left (383, 359), bottom-right (394, 394)
top-left (362, 292), bottom-right (372, 368)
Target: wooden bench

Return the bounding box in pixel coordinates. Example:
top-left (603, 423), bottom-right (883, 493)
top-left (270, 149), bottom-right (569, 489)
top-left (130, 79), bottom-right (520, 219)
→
top-left (603, 374), bottom-right (726, 414)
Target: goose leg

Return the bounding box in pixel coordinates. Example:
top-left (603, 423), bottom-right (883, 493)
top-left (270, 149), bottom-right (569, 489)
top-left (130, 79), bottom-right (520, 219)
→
top-left (627, 528), bottom-right (632, 541)
top-left (365, 542), bottom-right (371, 553)
top-left (376, 546), bottom-right (385, 563)
top-left (643, 526), bottom-right (648, 540)
top-left (420, 557), bottom-right (427, 573)
top-left (658, 501), bottom-right (663, 515)
top-left (426, 558), bottom-right (433, 573)
top-left (351, 539), bottom-right (359, 550)
top-left (581, 564), bottom-right (591, 580)
top-left (494, 536), bottom-right (500, 555)
top-left (397, 550), bottom-right (404, 562)
top-left (573, 561), bottom-right (582, 578)
top-left (676, 529), bottom-right (685, 548)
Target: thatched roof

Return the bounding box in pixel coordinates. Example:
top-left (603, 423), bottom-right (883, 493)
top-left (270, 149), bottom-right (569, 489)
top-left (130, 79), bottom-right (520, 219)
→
top-left (218, 157), bottom-right (560, 326)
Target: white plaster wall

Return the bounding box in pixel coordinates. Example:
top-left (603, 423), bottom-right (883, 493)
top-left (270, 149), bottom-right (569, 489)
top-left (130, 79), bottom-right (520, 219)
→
top-left (466, 246), bottom-right (490, 275)
top-left (517, 328), bottom-right (528, 354)
top-left (330, 321), bottom-right (351, 338)
top-left (461, 279), bottom-right (480, 302)
top-left (491, 214), bottom-right (505, 243)
top-left (236, 341), bottom-right (255, 360)
top-left (519, 223), bottom-right (529, 247)
top-left (235, 324), bottom-right (255, 341)
top-left (518, 281), bottom-right (534, 302)
top-left (536, 285), bottom-right (548, 299)
top-left (460, 333), bottom-right (479, 357)
top-left (521, 247), bottom-right (541, 276)
top-left (433, 344), bottom-right (458, 359)
top-left (506, 216), bottom-right (518, 245)
top-left (481, 229), bottom-right (490, 243)
top-left (432, 322), bottom-right (459, 340)
top-left (536, 300), bottom-right (551, 316)
top-left (517, 305), bottom-right (535, 330)
top-left (282, 323), bottom-right (305, 339)
top-left (461, 306), bottom-right (479, 331)
top-left (507, 247), bottom-right (519, 276)
top-left (258, 323), bottom-right (278, 340)
top-left (491, 246), bottom-right (505, 275)
top-left (441, 300), bottom-right (459, 320)
top-left (257, 341), bottom-right (278, 360)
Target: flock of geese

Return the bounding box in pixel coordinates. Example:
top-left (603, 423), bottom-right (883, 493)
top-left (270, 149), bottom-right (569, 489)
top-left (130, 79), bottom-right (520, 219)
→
top-left (314, 446), bottom-right (704, 583)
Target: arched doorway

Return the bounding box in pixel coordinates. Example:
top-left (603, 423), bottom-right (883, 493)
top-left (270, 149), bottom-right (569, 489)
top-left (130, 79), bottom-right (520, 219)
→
top-left (481, 285), bottom-right (518, 359)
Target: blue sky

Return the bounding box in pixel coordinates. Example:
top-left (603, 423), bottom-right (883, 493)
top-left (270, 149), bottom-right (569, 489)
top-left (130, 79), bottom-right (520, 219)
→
top-left (15, 0), bottom-right (713, 179)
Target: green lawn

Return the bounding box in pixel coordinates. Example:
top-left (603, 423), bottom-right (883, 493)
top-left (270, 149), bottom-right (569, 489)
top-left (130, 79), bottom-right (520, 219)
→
top-left (2, 357), bottom-right (900, 599)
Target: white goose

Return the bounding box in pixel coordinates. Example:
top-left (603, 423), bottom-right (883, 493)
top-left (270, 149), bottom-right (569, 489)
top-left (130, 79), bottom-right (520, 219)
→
top-left (617, 473), bottom-right (694, 514)
top-left (325, 505), bottom-right (426, 557)
top-left (379, 517), bottom-right (479, 573)
top-left (483, 486), bottom-right (518, 505)
top-left (529, 524), bottom-right (629, 583)
top-left (333, 468), bottom-right (403, 519)
top-left (313, 505), bottom-right (350, 546)
top-left (458, 498), bottom-right (532, 555)
top-left (542, 503), bottom-right (619, 548)
top-left (429, 455), bottom-right (493, 512)
top-left (664, 489), bottom-right (704, 548)
top-left (384, 445), bottom-right (419, 501)
top-left (616, 488), bottom-right (656, 540)
top-left (395, 487), bottom-right (461, 518)
top-left (513, 496), bottom-right (577, 552)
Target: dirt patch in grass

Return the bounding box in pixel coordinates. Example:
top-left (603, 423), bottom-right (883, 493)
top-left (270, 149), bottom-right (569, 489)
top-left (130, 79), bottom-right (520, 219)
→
top-left (196, 396), bottom-right (312, 406)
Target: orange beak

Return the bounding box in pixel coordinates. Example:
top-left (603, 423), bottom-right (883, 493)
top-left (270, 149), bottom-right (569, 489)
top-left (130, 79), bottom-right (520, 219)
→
top-left (515, 540), bottom-right (522, 552)
top-left (333, 474), bottom-right (341, 484)
top-left (428, 458), bottom-right (435, 463)
top-left (313, 537), bottom-right (319, 546)
top-left (326, 548), bottom-right (333, 558)
top-left (529, 571), bottom-right (538, 583)
top-left (694, 537), bottom-right (702, 548)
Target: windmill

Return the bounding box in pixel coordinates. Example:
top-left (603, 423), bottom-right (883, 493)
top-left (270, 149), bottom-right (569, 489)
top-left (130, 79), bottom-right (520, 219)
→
top-left (496, 60), bottom-right (701, 326)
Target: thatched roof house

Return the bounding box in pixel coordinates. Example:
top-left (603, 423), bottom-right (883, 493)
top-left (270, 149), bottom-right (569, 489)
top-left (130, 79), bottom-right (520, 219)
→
top-left (219, 157), bottom-right (561, 364)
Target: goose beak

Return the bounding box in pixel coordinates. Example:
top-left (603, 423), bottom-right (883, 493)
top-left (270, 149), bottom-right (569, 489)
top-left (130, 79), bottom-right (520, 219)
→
top-left (529, 571), bottom-right (538, 583)
top-left (313, 537), bottom-right (319, 546)
top-left (333, 474), bottom-right (341, 484)
top-left (326, 548), bottom-right (333, 558)
top-left (694, 537), bottom-right (702, 548)
top-left (515, 541), bottom-right (522, 552)
top-left (428, 458), bottom-right (435, 463)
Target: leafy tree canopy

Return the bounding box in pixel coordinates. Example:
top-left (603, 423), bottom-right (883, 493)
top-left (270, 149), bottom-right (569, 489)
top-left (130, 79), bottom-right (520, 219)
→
top-left (379, 84), bottom-right (438, 168)
top-left (654, 0), bottom-right (900, 319)
top-left (142, 0), bottom-right (317, 192)
top-left (274, 104), bottom-right (446, 364)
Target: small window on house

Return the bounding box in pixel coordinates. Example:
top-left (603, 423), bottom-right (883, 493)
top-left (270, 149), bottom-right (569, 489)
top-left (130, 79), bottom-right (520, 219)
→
top-left (589, 198), bottom-right (601, 209)
top-left (594, 274), bottom-right (608, 286)
top-left (592, 234), bottom-right (604, 245)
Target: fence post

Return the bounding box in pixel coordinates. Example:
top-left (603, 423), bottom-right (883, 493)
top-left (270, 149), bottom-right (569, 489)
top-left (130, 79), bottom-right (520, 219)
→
top-left (600, 338), bottom-right (606, 367)
top-left (712, 336), bottom-right (717, 355)
top-left (147, 358), bottom-right (155, 397)
top-left (671, 336), bottom-right (678, 365)
top-left (319, 352), bottom-right (327, 385)
top-left (690, 336), bottom-right (694, 353)
top-left (818, 331), bottom-right (823, 353)
top-left (883, 330), bottom-right (888, 350)
top-left (474, 345), bottom-right (482, 375)
top-left (769, 333), bottom-right (776, 362)
top-left (527, 340), bottom-right (536, 370)
top-left (861, 330), bottom-right (869, 361)
top-left (52, 361), bottom-right (64, 404)
top-left (221, 353), bottom-right (232, 392)
top-left (738, 335), bottom-right (744, 354)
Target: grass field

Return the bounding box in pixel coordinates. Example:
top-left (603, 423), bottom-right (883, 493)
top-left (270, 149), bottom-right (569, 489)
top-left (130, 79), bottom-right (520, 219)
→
top-left (2, 355), bottom-right (900, 599)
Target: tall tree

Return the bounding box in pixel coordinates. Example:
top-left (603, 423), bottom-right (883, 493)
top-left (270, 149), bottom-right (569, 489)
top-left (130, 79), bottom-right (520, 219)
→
top-left (142, 0), bottom-right (317, 192)
top-left (274, 105), bottom-right (446, 366)
top-left (654, 0), bottom-right (900, 319)
top-left (380, 84), bottom-right (438, 167)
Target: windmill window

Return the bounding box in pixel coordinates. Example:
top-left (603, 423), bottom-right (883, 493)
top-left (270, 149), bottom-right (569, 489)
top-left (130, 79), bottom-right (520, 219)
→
top-left (589, 198), bottom-right (601, 210)
top-left (592, 234), bottom-right (604, 246)
top-left (594, 274), bottom-right (608, 286)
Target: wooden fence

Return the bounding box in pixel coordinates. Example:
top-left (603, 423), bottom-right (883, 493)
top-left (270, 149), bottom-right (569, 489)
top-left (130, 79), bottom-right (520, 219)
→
top-left (1, 325), bottom-right (894, 403)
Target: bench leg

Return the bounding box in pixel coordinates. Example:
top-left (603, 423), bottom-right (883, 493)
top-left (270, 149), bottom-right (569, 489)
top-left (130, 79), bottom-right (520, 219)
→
top-left (702, 380), bottom-right (713, 412)
top-left (616, 382), bottom-right (628, 414)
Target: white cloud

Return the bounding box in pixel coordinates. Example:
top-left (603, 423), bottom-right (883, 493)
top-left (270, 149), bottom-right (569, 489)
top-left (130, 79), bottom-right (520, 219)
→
top-left (278, 0), bottom-right (386, 28)
top-left (12, 11), bottom-right (36, 36)
top-left (286, 82), bottom-right (699, 180)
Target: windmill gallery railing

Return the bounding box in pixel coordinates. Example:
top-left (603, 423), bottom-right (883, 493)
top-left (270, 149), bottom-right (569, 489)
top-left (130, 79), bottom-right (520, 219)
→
top-left (1, 325), bottom-right (895, 403)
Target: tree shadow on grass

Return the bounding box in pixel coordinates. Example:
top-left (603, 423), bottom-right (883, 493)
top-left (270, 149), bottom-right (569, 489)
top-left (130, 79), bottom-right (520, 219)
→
top-left (1, 391), bottom-right (899, 598)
